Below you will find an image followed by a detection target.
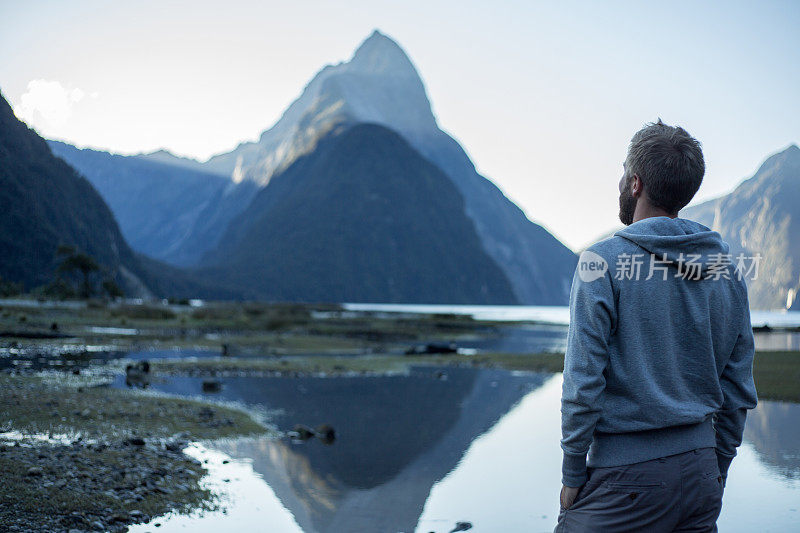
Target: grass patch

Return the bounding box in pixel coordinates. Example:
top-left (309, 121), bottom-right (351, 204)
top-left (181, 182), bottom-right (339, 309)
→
top-left (0, 374), bottom-right (267, 440)
top-left (0, 300), bottom-right (504, 354)
top-left (753, 351), bottom-right (800, 403)
top-left (154, 354), bottom-right (415, 376)
top-left (152, 351), bottom-right (567, 377)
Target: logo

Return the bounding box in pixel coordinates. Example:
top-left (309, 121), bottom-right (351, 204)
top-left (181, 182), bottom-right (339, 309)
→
top-left (578, 250), bottom-right (608, 282)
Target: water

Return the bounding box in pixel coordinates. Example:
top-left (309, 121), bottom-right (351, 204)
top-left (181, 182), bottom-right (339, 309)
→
top-left (343, 303), bottom-right (573, 324)
top-left (344, 304), bottom-right (800, 352)
top-left (344, 303), bottom-right (800, 328)
top-left (127, 369), bottom-right (799, 533)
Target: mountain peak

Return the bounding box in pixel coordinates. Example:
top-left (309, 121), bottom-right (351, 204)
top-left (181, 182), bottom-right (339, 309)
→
top-left (349, 29), bottom-right (418, 77)
top-left (765, 143), bottom-right (800, 170)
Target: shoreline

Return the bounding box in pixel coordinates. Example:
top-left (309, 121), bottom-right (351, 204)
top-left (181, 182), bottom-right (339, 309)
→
top-left (0, 372), bottom-right (270, 532)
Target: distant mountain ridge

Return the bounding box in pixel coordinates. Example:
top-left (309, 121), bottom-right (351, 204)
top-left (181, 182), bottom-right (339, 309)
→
top-left (47, 141), bottom-right (258, 266)
top-left (681, 144), bottom-right (800, 310)
top-left (48, 30), bottom-right (578, 304)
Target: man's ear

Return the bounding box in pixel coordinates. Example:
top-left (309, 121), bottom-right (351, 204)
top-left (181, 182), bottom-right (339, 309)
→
top-left (631, 174), bottom-right (643, 198)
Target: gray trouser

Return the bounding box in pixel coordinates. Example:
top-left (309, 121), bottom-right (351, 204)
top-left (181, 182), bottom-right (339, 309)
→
top-left (555, 447), bottom-right (723, 532)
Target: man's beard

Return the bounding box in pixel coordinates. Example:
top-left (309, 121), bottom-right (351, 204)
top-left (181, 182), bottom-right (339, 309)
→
top-left (618, 185), bottom-right (637, 226)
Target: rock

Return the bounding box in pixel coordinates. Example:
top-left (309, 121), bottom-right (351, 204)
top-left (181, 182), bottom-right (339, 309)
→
top-left (450, 522), bottom-right (473, 532)
top-left (165, 441), bottom-right (184, 452)
top-left (125, 360), bottom-right (151, 388)
top-left (126, 437), bottom-right (146, 446)
top-left (406, 341), bottom-right (458, 355)
top-left (201, 379), bottom-right (222, 393)
top-left (316, 424), bottom-right (336, 444)
top-left (289, 424), bottom-right (315, 440)
top-left (26, 466), bottom-right (43, 476)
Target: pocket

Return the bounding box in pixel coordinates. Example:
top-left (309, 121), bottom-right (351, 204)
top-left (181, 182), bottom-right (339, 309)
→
top-left (701, 470), bottom-right (724, 488)
top-left (698, 470), bottom-right (724, 511)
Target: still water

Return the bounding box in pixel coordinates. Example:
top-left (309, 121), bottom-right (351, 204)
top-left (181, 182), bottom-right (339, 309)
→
top-left (343, 304), bottom-right (800, 352)
top-left (343, 303), bottom-right (800, 328)
top-left (128, 367), bottom-right (799, 533)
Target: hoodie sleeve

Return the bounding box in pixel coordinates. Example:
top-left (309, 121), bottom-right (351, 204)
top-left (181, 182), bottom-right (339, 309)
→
top-left (560, 254), bottom-right (615, 487)
top-left (713, 282), bottom-right (758, 482)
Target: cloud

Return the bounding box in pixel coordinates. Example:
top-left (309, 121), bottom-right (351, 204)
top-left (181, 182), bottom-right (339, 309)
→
top-left (17, 79), bottom-right (96, 128)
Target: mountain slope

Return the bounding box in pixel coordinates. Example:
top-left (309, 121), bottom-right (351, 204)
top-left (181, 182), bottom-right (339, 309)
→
top-left (48, 141), bottom-right (257, 266)
top-left (0, 92), bottom-right (150, 293)
top-left (681, 144), bottom-right (800, 310)
top-left (198, 123), bottom-right (518, 304)
top-left (200, 30), bottom-right (576, 304)
top-left (0, 92), bottom-right (238, 299)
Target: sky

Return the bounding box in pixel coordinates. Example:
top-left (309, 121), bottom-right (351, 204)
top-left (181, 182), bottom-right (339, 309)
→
top-left (1, 0), bottom-right (798, 250)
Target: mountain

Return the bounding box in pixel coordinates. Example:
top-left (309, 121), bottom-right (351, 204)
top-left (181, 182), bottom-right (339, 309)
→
top-left (200, 30), bottom-right (576, 304)
top-left (681, 144), bottom-right (800, 310)
top-left (0, 91), bottom-right (149, 293)
top-left (743, 401), bottom-right (800, 480)
top-left (136, 148), bottom-right (215, 173)
top-left (0, 91), bottom-right (238, 299)
top-left (44, 30), bottom-right (577, 303)
top-left (198, 123), bottom-right (518, 304)
top-left (48, 141), bottom-right (258, 266)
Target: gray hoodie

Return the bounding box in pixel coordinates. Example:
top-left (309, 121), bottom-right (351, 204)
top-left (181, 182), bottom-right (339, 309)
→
top-left (560, 216), bottom-right (758, 487)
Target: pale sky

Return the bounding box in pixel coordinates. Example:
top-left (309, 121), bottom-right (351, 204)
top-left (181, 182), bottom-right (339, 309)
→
top-left (1, 0), bottom-right (798, 250)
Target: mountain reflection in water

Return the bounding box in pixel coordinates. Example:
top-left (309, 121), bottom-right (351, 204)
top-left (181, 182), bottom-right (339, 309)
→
top-left (135, 367), bottom-right (800, 532)
top-left (152, 366), bottom-right (547, 532)
top-left (742, 400), bottom-right (800, 480)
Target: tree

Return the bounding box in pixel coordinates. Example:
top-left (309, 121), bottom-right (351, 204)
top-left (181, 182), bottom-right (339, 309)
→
top-left (102, 278), bottom-right (124, 299)
top-left (0, 276), bottom-right (22, 297)
top-left (57, 252), bottom-right (100, 298)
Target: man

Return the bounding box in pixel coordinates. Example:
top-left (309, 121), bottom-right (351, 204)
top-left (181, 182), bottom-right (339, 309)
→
top-left (556, 120), bottom-right (758, 532)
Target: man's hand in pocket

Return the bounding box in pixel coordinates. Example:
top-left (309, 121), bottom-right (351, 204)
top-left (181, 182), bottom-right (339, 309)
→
top-left (560, 484), bottom-right (581, 509)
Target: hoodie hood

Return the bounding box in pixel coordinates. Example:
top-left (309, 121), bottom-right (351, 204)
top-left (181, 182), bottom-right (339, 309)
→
top-left (614, 217), bottom-right (730, 276)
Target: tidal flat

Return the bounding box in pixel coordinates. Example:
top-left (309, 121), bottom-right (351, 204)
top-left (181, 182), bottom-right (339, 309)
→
top-left (1, 299), bottom-right (799, 530)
